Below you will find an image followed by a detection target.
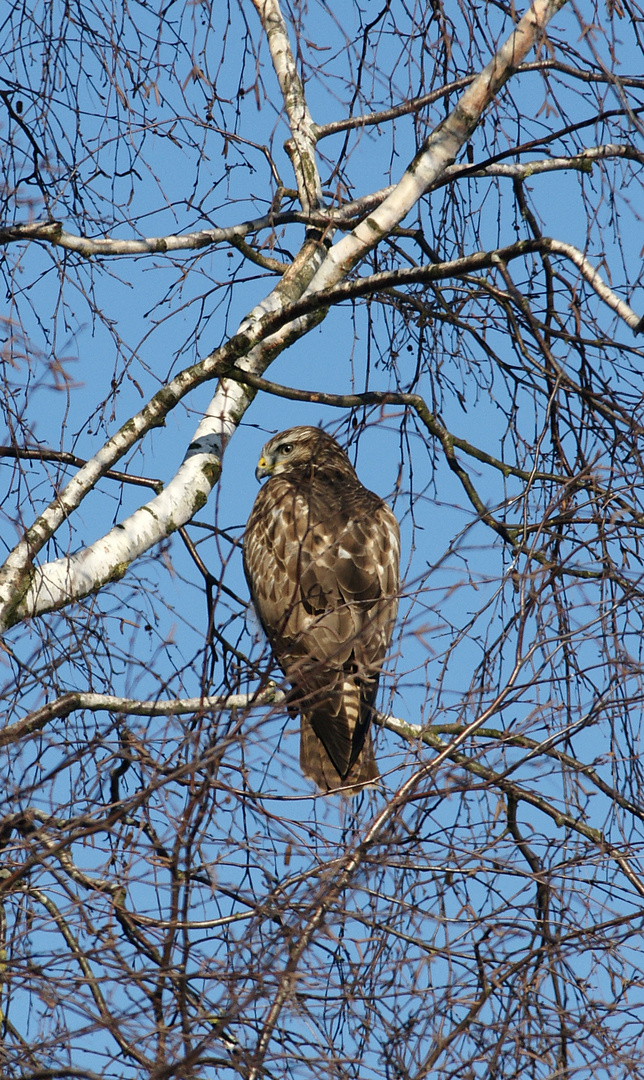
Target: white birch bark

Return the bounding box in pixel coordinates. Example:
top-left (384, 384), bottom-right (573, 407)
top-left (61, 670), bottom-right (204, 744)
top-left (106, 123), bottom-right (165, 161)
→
top-left (250, 0), bottom-right (322, 215)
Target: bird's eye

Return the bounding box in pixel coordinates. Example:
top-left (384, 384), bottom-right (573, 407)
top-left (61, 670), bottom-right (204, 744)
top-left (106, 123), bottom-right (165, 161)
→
top-left (278, 443), bottom-right (293, 456)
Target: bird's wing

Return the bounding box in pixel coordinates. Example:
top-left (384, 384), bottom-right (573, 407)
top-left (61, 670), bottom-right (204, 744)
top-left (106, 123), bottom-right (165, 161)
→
top-left (244, 476), bottom-right (399, 780)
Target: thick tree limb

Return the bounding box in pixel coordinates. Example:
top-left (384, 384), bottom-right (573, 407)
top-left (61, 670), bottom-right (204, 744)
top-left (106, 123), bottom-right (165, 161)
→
top-left (250, 0), bottom-right (322, 216)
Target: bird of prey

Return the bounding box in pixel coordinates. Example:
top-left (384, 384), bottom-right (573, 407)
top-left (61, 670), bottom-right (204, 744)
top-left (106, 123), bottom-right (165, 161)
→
top-left (243, 425), bottom-right (400, 792)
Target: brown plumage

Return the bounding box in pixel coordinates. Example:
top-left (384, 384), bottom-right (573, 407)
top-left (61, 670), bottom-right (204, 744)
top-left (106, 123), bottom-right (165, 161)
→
top-left (243, 426), bottom-right (400, 793)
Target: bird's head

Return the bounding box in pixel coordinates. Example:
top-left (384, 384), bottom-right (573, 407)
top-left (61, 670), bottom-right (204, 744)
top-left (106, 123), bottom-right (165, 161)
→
top-left (254, 426), bottom-right (355, 482)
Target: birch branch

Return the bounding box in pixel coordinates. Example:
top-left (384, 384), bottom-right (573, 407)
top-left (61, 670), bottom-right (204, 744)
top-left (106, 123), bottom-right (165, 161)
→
top-left (3, 222), bottom-right (637, 631)
top-left (0, 445), bottom-right (162, 491)
top-left (314, 61), bottom-right (644, 140)
top-left (0, 216), bottom-right (303, 256)
top-left (315, 236), bottom-right (643, 332)
top-left (250, 0), bottom-right (322, 216)
top-left (246, 235), bottom-right (641, 331)
top-left (9, 685), bottom-right (642, 832)
top-left (443, 143), bottom-right (644, 181)
top-left (0, 686), bottom-right (286, 747)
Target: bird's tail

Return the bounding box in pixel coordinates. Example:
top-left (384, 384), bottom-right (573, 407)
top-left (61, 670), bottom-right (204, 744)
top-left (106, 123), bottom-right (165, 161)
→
top-left (299, 712), bottom-right (379, 794)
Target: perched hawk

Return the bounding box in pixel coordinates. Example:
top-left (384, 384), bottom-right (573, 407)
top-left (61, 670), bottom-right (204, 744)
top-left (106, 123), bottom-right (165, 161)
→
top-left (243, 426), bottom-right (400, 792)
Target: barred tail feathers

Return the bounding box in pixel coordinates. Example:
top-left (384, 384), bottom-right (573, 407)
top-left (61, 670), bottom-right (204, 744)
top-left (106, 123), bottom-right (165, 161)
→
top-left (299, 678), bottom-right (379, 794)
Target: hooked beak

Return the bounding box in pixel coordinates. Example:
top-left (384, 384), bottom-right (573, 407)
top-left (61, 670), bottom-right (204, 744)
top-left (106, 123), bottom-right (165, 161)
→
top-left (255, 454), bottom-right (271, 482)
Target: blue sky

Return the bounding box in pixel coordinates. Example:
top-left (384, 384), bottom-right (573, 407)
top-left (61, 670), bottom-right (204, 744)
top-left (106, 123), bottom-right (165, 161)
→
top-left (4, 0), bottom-right (644, 814)
top-left (3, 0), bottom-right (644, 1075)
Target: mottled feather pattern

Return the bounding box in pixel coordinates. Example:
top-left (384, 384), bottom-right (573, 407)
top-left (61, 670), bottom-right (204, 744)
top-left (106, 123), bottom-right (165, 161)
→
top-left (243, 426), bottom-right (400, 793)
